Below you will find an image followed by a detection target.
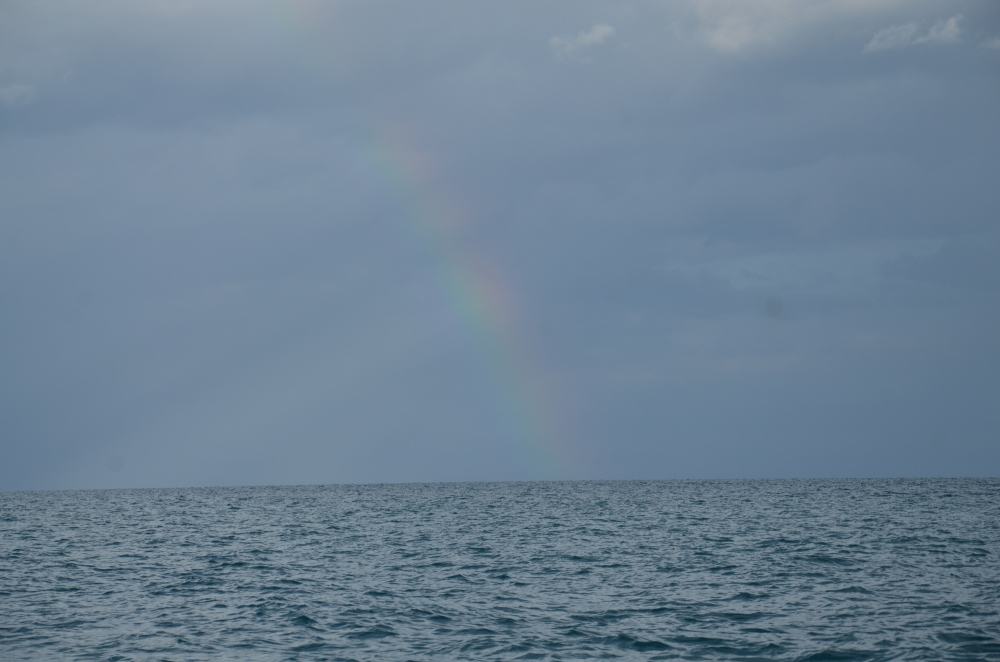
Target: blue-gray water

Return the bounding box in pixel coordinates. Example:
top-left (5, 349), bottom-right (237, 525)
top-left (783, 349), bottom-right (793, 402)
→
top-left (2, 479), bottom-right (998, 660)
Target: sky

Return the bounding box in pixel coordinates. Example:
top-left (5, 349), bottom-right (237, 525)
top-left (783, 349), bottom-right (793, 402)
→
top-left (2, 0), bottom-right (999, 490)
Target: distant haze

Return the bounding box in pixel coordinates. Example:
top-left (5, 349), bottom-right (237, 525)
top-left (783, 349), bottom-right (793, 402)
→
top-left (2, 1), bottom-right (999, 490)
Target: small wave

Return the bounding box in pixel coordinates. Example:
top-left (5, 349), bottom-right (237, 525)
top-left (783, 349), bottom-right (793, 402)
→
top-left (828, 585), bottom-right (872, 594)
top-left (598, 632), bottom-right (673, 652)
top-left (799, 554), bottom-right (855, 566)
top-left (346, 625), bottom-right (396, 640)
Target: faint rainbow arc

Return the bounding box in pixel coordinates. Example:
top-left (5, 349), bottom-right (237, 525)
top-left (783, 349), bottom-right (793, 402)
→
top-left (366, 125), bottom-right (570, 474)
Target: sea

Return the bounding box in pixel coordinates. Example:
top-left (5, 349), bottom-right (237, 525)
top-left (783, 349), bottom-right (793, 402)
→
top-left (1, 479), bottom-right (998, 660)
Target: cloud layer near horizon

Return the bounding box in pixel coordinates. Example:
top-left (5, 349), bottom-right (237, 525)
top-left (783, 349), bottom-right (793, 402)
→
top-left (2, 0), bottom-right (999, 489)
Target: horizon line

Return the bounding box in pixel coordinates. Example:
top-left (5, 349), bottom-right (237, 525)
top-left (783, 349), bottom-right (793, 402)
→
top-left (3, 474), bottom-right (998, 494)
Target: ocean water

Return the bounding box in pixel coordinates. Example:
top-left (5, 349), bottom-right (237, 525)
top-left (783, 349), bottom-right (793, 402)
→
top-left (1, 479), bottom-right (998, 660)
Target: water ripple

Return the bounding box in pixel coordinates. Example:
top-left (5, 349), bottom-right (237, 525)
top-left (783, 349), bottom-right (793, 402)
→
top-left (1, 479), bottom-right (999, 659)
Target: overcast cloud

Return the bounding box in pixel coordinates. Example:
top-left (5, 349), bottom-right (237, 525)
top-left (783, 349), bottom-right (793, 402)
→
top-left (2, 0), bottom-right (999, 490)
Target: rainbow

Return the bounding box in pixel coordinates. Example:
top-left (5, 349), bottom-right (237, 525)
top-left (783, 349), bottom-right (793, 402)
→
top-left (366, 123), bottom-right (574, 476)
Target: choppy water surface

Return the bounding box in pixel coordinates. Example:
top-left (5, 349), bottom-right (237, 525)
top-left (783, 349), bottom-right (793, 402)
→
top-left (2, 479), bottom-right (999, 660)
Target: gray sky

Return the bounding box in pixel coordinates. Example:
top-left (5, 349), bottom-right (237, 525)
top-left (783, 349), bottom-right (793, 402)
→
top-left (2, 0), bottom-right (999, 490)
